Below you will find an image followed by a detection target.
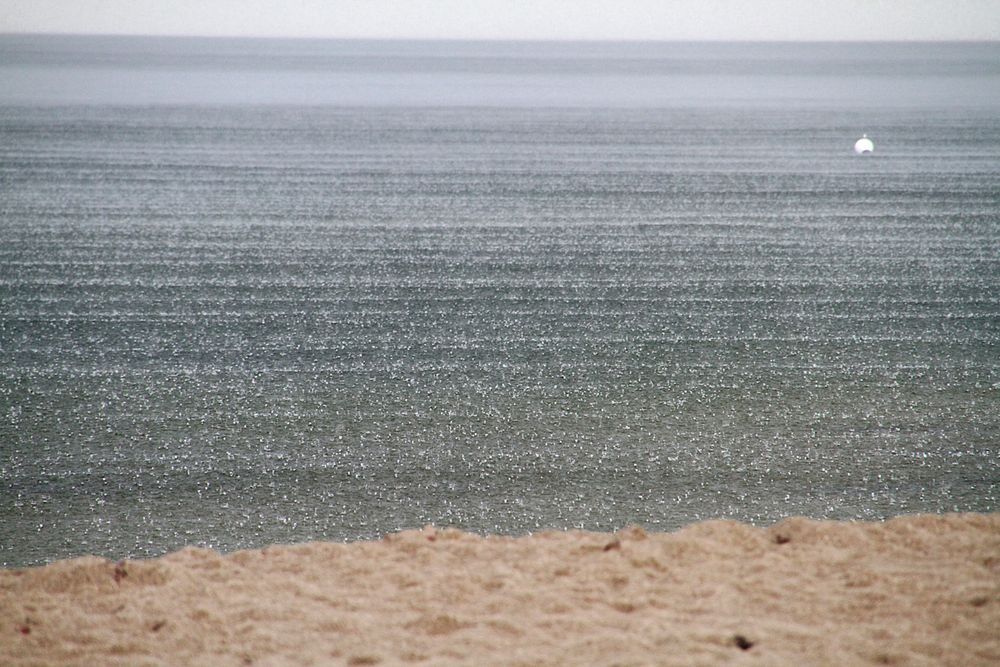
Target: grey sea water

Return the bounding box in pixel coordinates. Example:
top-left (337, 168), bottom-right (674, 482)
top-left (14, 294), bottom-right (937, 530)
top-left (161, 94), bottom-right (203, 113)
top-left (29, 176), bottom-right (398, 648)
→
top-left (1, 36), bottom-right (999, 566)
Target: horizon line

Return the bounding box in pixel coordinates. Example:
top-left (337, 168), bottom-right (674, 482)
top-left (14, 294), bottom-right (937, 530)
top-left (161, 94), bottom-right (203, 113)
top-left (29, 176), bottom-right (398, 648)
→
top-left (2, 31), bottom-right (998, 45)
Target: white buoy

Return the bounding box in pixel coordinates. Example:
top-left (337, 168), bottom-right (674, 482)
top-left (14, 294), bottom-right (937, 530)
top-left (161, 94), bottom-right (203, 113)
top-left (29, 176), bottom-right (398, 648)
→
top-left (854, 134), bottom-right (874, 155)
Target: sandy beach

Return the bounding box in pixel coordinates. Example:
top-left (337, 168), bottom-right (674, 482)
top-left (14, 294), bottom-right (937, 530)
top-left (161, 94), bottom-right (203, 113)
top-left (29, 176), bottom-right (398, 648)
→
top-left (2, 513), bottom-right (998, 666)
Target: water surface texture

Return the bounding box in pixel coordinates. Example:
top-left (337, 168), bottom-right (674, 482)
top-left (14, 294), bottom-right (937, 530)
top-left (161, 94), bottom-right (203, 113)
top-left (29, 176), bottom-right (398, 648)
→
top-left (2, 37), bottom-right (999, 566)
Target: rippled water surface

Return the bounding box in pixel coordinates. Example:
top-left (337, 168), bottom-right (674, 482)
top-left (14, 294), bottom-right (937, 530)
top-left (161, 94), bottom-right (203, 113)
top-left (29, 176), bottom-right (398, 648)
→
top-left (2, 37), bottom-right (999, 566)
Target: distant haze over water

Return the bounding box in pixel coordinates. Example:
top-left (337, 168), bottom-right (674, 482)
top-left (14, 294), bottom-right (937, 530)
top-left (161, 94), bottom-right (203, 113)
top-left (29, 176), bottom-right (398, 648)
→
top-left (2, 36), bottom-right (1000, 108)
top-left (1, 36), bottom-right (998, 566)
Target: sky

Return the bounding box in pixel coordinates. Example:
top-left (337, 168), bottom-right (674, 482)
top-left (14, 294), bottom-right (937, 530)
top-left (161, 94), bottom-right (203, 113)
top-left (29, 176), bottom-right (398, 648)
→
top-left (1, 0), bottom-right (998, 41)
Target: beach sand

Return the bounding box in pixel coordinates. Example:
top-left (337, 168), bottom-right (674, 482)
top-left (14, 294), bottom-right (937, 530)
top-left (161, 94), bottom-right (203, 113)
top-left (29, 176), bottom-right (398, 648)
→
top-left (2, 513), bottom-right (998, 666)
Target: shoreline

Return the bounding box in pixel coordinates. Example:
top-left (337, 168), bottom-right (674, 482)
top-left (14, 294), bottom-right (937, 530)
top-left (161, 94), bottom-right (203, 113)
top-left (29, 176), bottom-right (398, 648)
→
top-left (3, 513), bottom-right (998, 666)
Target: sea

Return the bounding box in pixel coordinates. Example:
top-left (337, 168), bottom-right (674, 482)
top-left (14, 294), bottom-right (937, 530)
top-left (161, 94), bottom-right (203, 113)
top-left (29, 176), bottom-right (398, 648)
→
top-left (1, 36), bottom-right (998, 567)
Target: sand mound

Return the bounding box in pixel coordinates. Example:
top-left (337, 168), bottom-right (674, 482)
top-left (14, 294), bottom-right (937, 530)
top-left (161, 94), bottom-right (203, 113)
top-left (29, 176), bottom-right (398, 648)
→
top-left (3, 514), bottom-right (998, 666)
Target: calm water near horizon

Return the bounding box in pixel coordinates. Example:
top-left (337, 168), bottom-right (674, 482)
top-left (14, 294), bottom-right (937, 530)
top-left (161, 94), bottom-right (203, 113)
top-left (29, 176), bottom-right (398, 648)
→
top-left (1, 36), bottom-right (999, 566)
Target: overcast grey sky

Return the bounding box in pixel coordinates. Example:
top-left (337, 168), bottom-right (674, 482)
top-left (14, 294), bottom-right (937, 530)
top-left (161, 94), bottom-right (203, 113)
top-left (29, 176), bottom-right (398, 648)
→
top-left (1, 0), bottom-right (998, 41)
